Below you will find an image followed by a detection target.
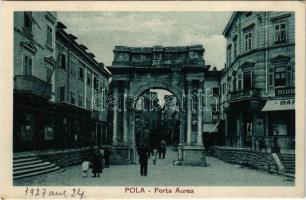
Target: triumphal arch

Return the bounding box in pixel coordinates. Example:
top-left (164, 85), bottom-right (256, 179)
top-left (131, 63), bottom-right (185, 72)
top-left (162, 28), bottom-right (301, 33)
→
top-left (108, 45), bottom-right (210, 166)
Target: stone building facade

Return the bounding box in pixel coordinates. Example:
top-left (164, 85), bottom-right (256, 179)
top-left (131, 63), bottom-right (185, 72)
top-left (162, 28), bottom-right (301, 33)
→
top-left (13, 12), bottom-right (58, 151)
top-left (108, 45), bottom-right (209, 166)
top-left (220, 11), bottom-right (295, 151)
top-left (13, 12), bottom-right (111, 152)
top-left (54, 22), bottom-right (111, 148)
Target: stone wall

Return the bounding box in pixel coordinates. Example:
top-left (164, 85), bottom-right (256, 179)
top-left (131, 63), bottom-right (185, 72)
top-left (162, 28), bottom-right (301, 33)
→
top-left (37, 148), bottom-right (93, 167)
top-left (213, 146), bottom-right (278, 172)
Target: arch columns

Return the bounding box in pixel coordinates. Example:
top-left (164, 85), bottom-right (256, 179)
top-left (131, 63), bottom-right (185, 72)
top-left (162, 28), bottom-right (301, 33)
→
top-left (175, 75), bottom-right (207, 167)
top-left (110, 80), bottom-right (134, 165)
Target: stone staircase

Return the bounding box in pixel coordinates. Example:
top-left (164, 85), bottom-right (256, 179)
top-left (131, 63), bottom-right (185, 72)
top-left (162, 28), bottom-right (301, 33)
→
top-left (279, 153), bottom-right (295, 175)
top-left (13, 156), bottom-right (64, 179)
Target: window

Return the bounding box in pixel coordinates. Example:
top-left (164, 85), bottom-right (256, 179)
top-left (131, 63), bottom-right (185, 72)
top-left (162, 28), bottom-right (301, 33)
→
top-left (79, 67), bottom-right (84, 81)
top-left (212, 87), bottom-right (219, 96)
top-left (78, 94), bottom-right (83, 107)
top-left (46, 25), bottom-right (53, 47)
top-left (44, 126), bottom-right (54, 140)
top-left (94, 76), bottom-right (99, 90)
top-left (60, 54), bottom-right (66, 70)
top-left (244, 29), bottom-right (253, 51)
top-left (237, 73), bottom-right (242, 90)
top-left (227, 47), bottom-right (232, 65)
top-left (24, 12), bottom-right (32, 33)
top-left (243, 71), bottom-right (252, 90)
top-left (228, 81), bottom-right (232, 93)
top-left (274, 23), bottom-right (287, 44)
top-left (233, 38), bottom-right (237, 58)
top-left (222, 83), bottom-right (226, 94)
top-left (23, 55), bottom-right (32, 75)
top-left (70, 60), bottom-right (76, 75)
top-left (87, 72), bottom-right (91, 85)
top-left (46, 68), bottom-right (52, 83)
top-left (274, 66), bottom-right (286, 86)
top-left (70, 92), bottom-right (75, 104)
top-left (59, 86), bottom-right (65, 101)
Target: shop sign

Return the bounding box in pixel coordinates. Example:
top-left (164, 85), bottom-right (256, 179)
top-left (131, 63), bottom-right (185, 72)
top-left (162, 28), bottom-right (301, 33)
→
top-left (262, 98), bottom-right (295, 111)
top-left (279, 99), bottom-right (295, 106)
top-left (275, 87), bottom-right (295, 96)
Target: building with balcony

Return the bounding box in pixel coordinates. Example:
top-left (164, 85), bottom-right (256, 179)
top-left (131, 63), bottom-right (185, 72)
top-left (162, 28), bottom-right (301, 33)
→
top-left (13, 12), bottom-right (58, 151)
top-left (13, 12), bottom-right (111, 153)
top-left (221, 11), bottom-right (295, 151)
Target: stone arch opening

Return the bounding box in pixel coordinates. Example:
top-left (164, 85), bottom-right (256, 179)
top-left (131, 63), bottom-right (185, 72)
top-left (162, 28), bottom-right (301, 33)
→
top-left (133, 88), bottom-right (181, 151)
top-left (108, 45), bottom-right (209, 166)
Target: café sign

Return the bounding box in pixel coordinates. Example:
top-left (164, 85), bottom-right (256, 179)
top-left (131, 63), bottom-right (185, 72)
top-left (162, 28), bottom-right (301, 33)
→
top-left (275, 87), bottom-right (295, 96)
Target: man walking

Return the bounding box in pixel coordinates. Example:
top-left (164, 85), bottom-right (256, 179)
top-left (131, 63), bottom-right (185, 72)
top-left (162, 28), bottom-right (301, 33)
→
top-left (160, 140), bottom-right (167, 159)
top-left (138, 148), bottom-right (149, 176)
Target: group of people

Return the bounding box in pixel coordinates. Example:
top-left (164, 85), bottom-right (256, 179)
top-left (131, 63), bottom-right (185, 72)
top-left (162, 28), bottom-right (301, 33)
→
top-left (138, 140), bottom-right (167, 177)
top-left (81, 146), bottom-right (112, 178)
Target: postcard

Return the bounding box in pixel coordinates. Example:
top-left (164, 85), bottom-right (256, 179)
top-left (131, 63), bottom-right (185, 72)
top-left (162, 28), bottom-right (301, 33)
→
top-left (0, 1), bottom-right (305, 198)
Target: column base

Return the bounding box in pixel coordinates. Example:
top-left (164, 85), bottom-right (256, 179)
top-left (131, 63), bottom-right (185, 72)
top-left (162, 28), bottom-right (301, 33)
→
top-left (174, 145), bottom-right (208, 167)
top-left (129, 145), bottom-right (138, 165)
top-left (110, 145), bottom-right (130, 165)
top-left (110, 145), bottom-right (137, 165)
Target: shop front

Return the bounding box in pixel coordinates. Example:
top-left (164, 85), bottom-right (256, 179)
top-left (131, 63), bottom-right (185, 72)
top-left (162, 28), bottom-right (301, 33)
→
top-left (262, 98), bottom-right (295, 151)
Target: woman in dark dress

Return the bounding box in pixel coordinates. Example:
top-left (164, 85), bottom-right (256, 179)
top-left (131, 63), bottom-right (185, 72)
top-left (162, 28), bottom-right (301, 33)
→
top-left (92, 151), bottom-right (102, 177)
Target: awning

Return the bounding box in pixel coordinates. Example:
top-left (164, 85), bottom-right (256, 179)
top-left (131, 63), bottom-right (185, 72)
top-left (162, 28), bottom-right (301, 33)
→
top-left (203, 122), bottom-right (220, 133)
top-left (262, 99), bottom-right (295, 111)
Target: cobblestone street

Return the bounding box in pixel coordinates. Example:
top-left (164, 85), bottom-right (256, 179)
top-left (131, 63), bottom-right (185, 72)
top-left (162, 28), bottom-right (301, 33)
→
top-left (14, 148), bottom-right (294, 186)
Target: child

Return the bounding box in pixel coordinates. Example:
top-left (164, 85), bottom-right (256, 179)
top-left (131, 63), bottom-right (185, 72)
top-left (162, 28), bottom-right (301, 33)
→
top-left (81, 160), bottom-right (90, 178)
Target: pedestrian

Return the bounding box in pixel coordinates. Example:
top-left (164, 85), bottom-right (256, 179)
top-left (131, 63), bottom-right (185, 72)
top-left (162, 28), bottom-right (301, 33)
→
top-left (99, 147), bottom-right (105, 171)
top-left (91, 150), bottom-right (102, 177)
top-left (81, 159), bottom-right (90, 178)
top-left (138, 148), bottom-right (149, 176)
top-left (104, 147), bottom-right (111, 168)
top-left (160, 140), bottom-right (167, 159)
top-left (152, 148), bottom-right (157, 165)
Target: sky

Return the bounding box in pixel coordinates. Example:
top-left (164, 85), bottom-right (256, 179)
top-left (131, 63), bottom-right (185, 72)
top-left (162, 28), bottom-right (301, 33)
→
top-left (58, 12), bottom-right (232, 70)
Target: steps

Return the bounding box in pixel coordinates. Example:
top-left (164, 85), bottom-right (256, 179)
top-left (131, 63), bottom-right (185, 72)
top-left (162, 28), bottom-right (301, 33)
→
top-left (13, 156), bottom-right (64, 179)
top-left (280, 153), bottom-right (295, 175)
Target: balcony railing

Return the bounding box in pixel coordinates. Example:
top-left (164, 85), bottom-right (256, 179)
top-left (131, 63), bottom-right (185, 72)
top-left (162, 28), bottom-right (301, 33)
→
top-left (14, 75), bottom-right (52, 99)
top-left (229, 88), bottom-right (260, 102)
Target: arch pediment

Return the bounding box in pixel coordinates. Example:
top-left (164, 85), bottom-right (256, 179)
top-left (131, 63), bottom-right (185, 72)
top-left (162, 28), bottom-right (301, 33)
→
top-left (240, 61), bottom-right (255, 69)
top-left (271, 55), bottom-right (291, 63)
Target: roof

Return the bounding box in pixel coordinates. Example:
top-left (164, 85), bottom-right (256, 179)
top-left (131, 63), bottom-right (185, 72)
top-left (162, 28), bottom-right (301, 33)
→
top-left (222, 12), bottom-right (238, 37)
top-left (56, 21), bottom-right (111, 78)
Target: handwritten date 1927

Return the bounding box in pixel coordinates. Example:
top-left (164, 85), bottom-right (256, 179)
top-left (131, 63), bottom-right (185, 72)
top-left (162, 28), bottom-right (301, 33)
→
top-left (25, 187), bottom-right (85, 199)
